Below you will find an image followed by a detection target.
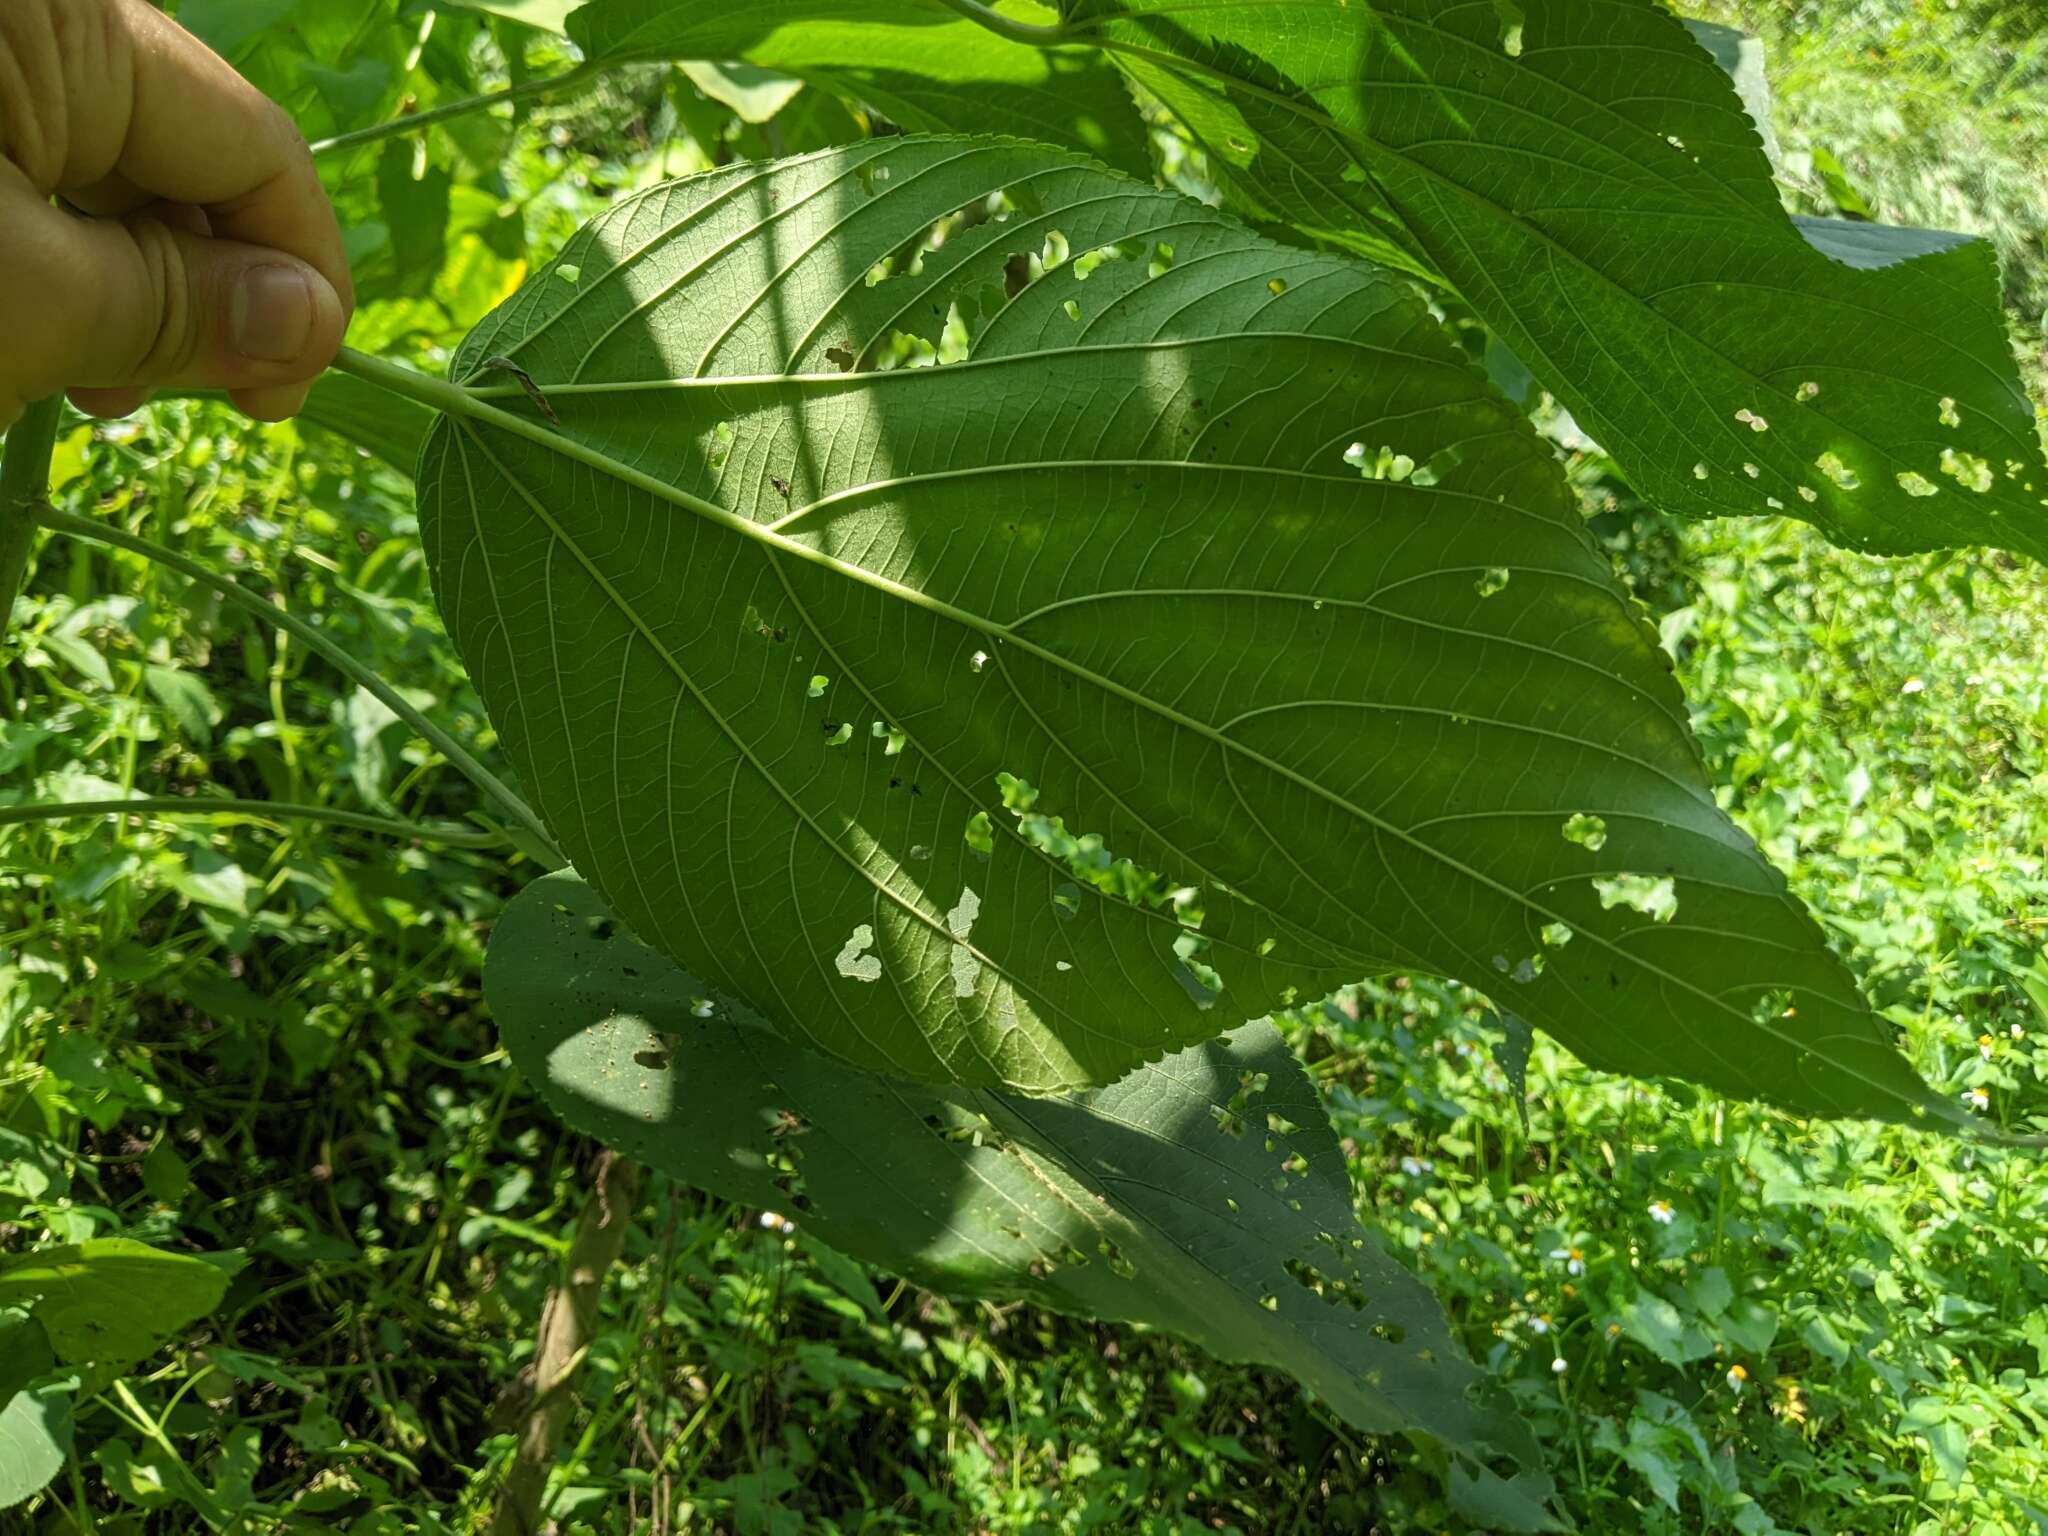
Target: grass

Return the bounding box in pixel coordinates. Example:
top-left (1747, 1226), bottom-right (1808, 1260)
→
top-left (3, 1), bottom-right (2047, 1530)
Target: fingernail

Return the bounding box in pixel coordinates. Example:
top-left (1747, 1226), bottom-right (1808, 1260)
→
top-left (230, 266), bottom-right (314, 363)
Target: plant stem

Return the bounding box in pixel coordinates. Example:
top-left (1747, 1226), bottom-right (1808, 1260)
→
top-left (931, 0), bottom-right (1074, 46)
top-left (0, 395), bottom-right (63, 637)
top-left (33, 505), bottom-right (563, 865)
top-left (490, 1149), bottom-right (640, 1536)
top-left (0, 796), bottom-right (506, 848)
top-left (332, 346), bottom-right (485, 415)
top-left (310, 62), bottom-right (601, 157)
top-left (107, 1379), bottom-right (233, 1526)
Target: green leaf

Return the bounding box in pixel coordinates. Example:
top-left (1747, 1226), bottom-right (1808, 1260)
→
top-left (143, 666), bottom-right (222, 746)
top-left (189, 0), bottom-right (419, 143)
top-left (1900, 1397), bottom-right (1969, 1487)
top-left (680, 61), bottom-right (807, 125)
top-left (2020, 959), bottom-right (2048, 1026)
top-left (374, 143), bottom-right (455, 300)
top-left (0, 1385), bottom-right (71, 1511)
top-left (417, 137), bottom-right (1951, 1125)
top-left (1723, 1298), bottom-right (1778, 1355)
top-left (158, 847), bottom-right (255, 915)
top-left (487, 869), bottom-right (1560, 1529)
top-left (564, 0), bottom-right (1152, 176)
top-left (0, 1239), bottom-right (236, 1365)
top-left (1594, 1414), bottom-right (1683, 1514)
top-left (1032, 0), bottom-right (2047, 559)
top-left (142, 1143), bottom-right (194, 1206)
top-left (1620, 1287), bottom-right (1715, 1366)
top-left (0, 1313), bottom-right (53, 1413)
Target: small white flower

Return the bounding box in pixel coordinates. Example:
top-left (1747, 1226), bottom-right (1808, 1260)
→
top-left (1979, 1033), bottom-right (1996, 1062)
top-left (758, 1210), bottom-right (796, 1234)
top-left (1528, 1314), bottom-right (1552, 1335)
top-left (1548, 1245), bottom-right (1586, 1277)
top-left (1901, 677), bottom-right (1926, 695)
top-left (1551, 1357), bottom-right (1569, 1376)
top-left (1726, 1364), bottom-right (1749, 1395)
top-left (1965, 1087), bottom-right (1990, 1112)
top-left (2013, 1023), bottom-right (2027, 1041)
top-left (1400, 1156), bottom-right (1433, 1177)
top-left (1648, 1200), bottom-right (1676, 1225)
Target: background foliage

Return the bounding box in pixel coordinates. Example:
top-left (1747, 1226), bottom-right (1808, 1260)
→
top-left (0, 0), bottom-right (2044, 1530)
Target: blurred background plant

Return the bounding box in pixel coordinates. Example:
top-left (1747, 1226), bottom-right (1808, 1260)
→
top-left (0, 0), bottom-right (2044, 1530)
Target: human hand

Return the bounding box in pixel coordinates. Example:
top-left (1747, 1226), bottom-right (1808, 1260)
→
top-left (0, 0), bottom-right (353, 433)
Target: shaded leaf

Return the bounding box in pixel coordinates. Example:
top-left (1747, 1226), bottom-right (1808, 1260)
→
top-left (419, 137), bottom-right (1952, 1125)
top-left (487, 868), bottom-right (1561, 1528)
top-left (1029, 0), bottom-right (2046, 558)
top-left (373, 143), bottom-right (455, 300)
top-left (0, 1313), bottom-right (52, 1414)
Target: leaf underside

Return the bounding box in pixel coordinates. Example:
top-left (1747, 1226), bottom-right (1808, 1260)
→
top-left (1054, 0), bottom-right (2048, 559)
top-left (567, 0), bottom-right (1153, 178)
top-left (487, 869), bottom-right (1561, 1529)
top-left (419, 136), bottom-right (1948, 1125)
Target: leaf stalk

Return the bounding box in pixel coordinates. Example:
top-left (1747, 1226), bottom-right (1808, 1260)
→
top-left (930, 0), bottom-right (1075, 46)
top-left (310, 61), bottom-right (602, 157)
top-left (0, 797), bottom-right (508, 848)
top-left (32, 504), bottom-right (563, 864)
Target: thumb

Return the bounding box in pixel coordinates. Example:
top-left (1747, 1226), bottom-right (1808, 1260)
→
top-left (14, 197), bottom-right (347, 422)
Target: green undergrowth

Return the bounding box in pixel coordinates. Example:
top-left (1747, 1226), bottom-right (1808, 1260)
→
top-left (2, 0), bottom-right (2046, 1530)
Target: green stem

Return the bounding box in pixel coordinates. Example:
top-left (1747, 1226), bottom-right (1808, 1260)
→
top-left (0, 395), bottom-right (63, 634)
top-left (33, 505), bottom-right (563, 864)
top-left (310, 62), bottom-right (601, 157)
top-left (106, 1380), bottom-right (232, 1527)
top-left (0, 797), bottom-right (506, 848)
top-left (931, 0), bottom-right (1074, 46)
top-left (332, 347), bottom-right (479, 414)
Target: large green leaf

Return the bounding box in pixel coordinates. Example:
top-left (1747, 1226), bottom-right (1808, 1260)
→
top-left (0, 1239), bottom-right (235, 1364)
top-left (1006, 0), bottom-right (2047, 560)
top-left (563, 0), bottom-right (1152, 177)
top-left (488, 869), bottom-right (1560, 1528)
top-left (417, 136), bottom-right (1951, 1124)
